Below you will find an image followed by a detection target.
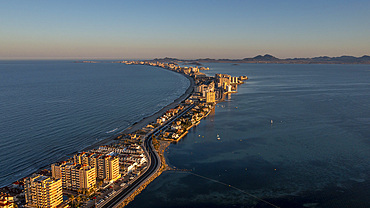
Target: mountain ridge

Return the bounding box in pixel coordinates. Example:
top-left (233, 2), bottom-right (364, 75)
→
top-left (152, 54), bottom-right (370, 64)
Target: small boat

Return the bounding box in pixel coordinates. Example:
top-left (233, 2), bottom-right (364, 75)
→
top-left (270, 120), bottom-right (273, 124)
top-left (217, 137), bottom-right (221, 140)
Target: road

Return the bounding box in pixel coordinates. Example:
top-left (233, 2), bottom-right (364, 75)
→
top-left (101, 104), bottom-right (195, 208)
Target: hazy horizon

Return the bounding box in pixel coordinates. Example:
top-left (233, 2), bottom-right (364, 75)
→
top-left (1, 53), bottom-right (370, 61)
top-left (1, 0), bottom-right (370, 60)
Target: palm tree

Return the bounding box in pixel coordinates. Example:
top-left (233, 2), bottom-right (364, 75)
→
top-left (69, 194), bottom-right (75, 207)
top-left (97, 181), bottom-right (103, 188)
top-left (81, 194), bottom-right (87, 203)
top-left (89, 186), bottom-right (95, 195)
top-left (76, 196), bottom-right (81, 207)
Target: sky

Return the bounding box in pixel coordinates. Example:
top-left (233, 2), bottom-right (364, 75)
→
top-left (1, 0), bottom-right (370, 60)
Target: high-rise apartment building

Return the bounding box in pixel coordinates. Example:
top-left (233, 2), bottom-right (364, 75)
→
top-left (215, 74), bottom-right (232, 89)
top-left (230, 76), bottom-right (238, 84)
top-left (60, 152), bottom-right (120, 184)
top-left (73, 153), bottom-right (99, 176)
top-left (24, 174), bottom-right (62, 208)
top-left (97, 155), bottom-right (121, 182)
top-left (206, 91), bottom-right (216, 103)
top-left (51, 163), bottom-right (96, 190)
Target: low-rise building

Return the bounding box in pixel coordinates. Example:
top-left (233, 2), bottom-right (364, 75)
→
top-left (0, 193), bottom-right (14, 208)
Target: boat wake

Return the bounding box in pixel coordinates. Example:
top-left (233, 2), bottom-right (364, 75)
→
top-left (106, 128), bottom-right (118, 134)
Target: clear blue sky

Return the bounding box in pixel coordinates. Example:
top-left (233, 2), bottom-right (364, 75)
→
top-left (1, 0), bottom-right (369, 59)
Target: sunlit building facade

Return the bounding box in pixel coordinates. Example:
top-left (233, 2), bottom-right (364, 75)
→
top-left (24, 174), bottom-right (62, 208)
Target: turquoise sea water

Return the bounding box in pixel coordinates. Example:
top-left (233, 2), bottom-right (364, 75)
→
top-left (0, 61), bottom-right (189, 187)
top-left (127, 63), bottom-right (370, 208)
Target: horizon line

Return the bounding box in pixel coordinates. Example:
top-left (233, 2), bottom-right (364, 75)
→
top-left (1, 54), bottom-right (369, 61)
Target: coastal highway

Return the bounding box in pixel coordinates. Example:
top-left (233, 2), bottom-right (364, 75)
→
top-left (101, 132), bottom-right (159, 208)
top-left (101, 104), bottom-right (195, 208)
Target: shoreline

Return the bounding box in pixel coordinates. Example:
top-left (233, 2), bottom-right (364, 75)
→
top-left (3, 60), bottom-right (247, 208)
top-left (80, 70), bottom-right (194, 152)
top-left (0, 65), bottom-right (194, 188)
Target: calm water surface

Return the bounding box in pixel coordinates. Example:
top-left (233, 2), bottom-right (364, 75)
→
top-left (127, 63), bottom-right (370, 208)
top-left (0, 61), bottom-right (189, 187)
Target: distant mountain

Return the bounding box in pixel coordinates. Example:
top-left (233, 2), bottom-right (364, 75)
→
top-left (151, 54), bottom-right (370, 64)
top-left (243, 54), bottom-right (279, 61)
top-left (303, 55), bottom-right (370, 64)
top-left (153, 57), bottom-right (181, 62)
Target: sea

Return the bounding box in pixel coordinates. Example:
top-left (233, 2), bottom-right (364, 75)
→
top-left (126, 63), bottom-right (370, 208)
top-left (1, 62), bottom-right (369, 208)
top-left (0, 60), bottom-right (189, 187)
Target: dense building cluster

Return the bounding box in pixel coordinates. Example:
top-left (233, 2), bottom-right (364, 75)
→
top-left (20, 143), bottom-right (146, 208)
top-left (120, 61), bottom-right (246, 144)
top-left (121, 61), bottom-right (246, 105)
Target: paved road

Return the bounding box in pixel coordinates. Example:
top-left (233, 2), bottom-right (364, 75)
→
top-left (101, 104), bottom-right (195, 208)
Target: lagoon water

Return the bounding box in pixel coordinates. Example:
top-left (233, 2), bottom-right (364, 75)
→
top-left (127, 63), bottom-right (370, 208)
top-left (1, 62), bottom-right (369, 207)
top-left (0, 61), bottom-right (189, 187)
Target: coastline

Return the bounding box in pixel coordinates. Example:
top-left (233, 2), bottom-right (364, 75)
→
top-left (5, 60), bottom-right (369, 208)
top-left (3, 60), bottom-right (247, 208)
top-left (1, 65), bottom-right (194, 188)
top-left (97, 68), bottom-right (197, 207)
top-left (80, 70), bottom-right (194, 152)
